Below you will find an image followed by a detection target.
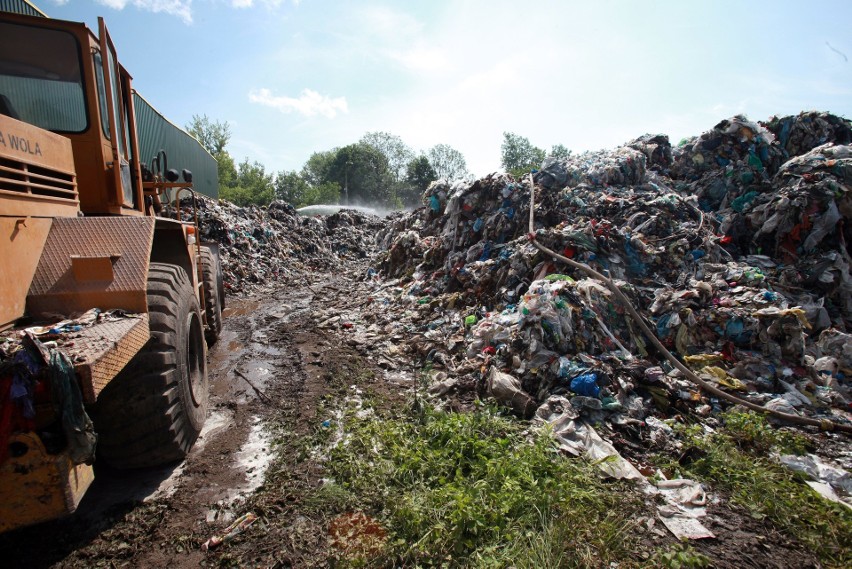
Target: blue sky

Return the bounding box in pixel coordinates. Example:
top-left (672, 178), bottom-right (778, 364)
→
top-left (39, 0), bottom-right (852, 178)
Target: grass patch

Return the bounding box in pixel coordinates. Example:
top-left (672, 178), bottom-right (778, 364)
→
top-left (664, 411), bottom-right (851, 568)
top-left (322, 402), bottom-right (647, 567)
top-left (650, 543), bottom-right (711, 568)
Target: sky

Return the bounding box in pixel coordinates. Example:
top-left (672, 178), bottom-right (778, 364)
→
top-left (37, 0), bottom-right (852, 178)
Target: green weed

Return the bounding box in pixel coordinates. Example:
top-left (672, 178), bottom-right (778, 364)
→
top-left (666, 411), bottom-right (851, 567)
top-left (721, 410), bottom-right (811, 455)
top-left (324, 402), bottom-right (646, 567)
top-left (650, 542), bottom-right (711, 569)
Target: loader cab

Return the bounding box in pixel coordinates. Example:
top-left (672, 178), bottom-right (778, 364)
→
top-left (0, 12), bottom-right (144, 216)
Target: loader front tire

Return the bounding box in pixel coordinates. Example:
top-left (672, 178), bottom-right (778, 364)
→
top-left (95, 263), bottom-right (208, 468)
top-left (200, 245), bottom-right (223, 346)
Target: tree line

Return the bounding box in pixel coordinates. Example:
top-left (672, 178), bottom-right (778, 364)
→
top-left (187, 115), bottom-right (569, 209)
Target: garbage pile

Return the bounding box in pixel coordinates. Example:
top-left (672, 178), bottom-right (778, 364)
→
top-left (368, 111), bottom-right (852, 444)
top-left (171, 197), bottom-right (387, 294)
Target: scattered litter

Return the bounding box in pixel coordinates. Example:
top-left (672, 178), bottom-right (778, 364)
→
top-left (201, 512), bottom-right (259, 551)
top-left (534, 395), bottom-right (643, 481)
top-left (171, 197), bottom-right (386, 294)
top-left (778, 454), bottom-right (852, 509)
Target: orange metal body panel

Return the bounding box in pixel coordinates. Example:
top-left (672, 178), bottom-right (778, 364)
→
top-left (0, 114), bottom-right (76, 172)
top-left (0, 114), bottom-right (80, 218)
top-left (71, 314), bottom-right (150, 403)
top-left (71, 255), bottom-right (116, 282)
top-left (0, 12), bottom-right (207, 534)
top-left (27, 216), bottom-right (155, 317)
top-left (0, 216), bottom-right (52, 328)
top-left (0, 432), bottom-right (94, 533)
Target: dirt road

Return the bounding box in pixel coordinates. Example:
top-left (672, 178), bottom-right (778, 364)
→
top-left (1, 263), bottom-right (405, 568)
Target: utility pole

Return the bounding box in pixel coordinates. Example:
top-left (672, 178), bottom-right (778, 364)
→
top-left (343, 160), bottom-right (352, 205)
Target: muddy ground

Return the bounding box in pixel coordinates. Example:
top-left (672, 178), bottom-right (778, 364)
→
top-left (0, 261), bottom-right (835, 568)
top-left (0, 265), bottom-right (398, 568)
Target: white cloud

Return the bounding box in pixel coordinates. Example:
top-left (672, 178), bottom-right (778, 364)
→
top-left (248, 88), bottom-right (348, 118)
top-left (231, 0), bottom-right (293, 7)
top-left (97, 0), bottom-right (129, 8)
top-left (358, 5), bottom-right (423, 37)
top-left (386, 45), bottom-right (447, 72)
top-left (95, 0), bottom-right (193, 24)
top-left (50, 0), bottom-right (70, 5)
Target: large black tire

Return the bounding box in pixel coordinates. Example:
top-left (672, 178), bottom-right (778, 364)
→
top-left (199, 245), bottom-right (223, 346)
top-left (95, 263), bottom-right (209, 468)
top-left (214, 247), bottom-right (225, 310)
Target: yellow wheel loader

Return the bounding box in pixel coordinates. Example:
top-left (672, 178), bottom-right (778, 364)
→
top-left (0, 11), bottom-right (224, 532)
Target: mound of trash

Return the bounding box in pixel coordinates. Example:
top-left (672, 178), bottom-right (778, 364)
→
top-left (369, 111), bottom-right (852, 439)
top-left (185, 197), bottom-right (387, 294)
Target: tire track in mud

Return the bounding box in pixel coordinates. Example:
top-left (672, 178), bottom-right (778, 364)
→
top-left (0, 280), bottom-right (320, 568)
top-left (119, 284), bottom-right (322, 568)
top-left (0, 268), bottom-right (411, 568)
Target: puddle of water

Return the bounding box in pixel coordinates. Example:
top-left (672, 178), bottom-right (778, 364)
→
top-left (222, 299), bottom-right (260, 318)
top-left (251, 343), bottom-right (283, 357)
top-left (144, 463), bottom-right (186, 502)
top-left (269, 306), bottom-right (311, 322)
top-left (140, 409), bottom-right (234, 501)
top-left (237, 359), bottom-right (272, 392)
top-left (225, 417), bottom-right (275, 503)
top-left (208, 331), bottom-right (239, 364)
top-left (193, 409), bottom-right (232, 453)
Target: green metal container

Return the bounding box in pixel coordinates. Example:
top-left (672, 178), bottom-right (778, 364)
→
top-left (0, 0), bottom-right (44, 18)
top-left (133, 92), bottom-right (218, 198)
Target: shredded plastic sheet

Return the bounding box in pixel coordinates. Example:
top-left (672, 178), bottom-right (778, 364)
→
top-left (779, 453), bottom-right (852, 509)
top-left (534, 395), bottom-right (643, 481)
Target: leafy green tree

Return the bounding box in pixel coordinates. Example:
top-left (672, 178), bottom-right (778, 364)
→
top-left (329, 143), bottom-right (394, 206)
top-left (301, 150), bottom-right (337, 188)
top-left (274, 170), bottom-right (310, 205)
top-left (501, 132), bottom-right (545, 177)
top-left (220, 158), bottom-right (274, 206)
top-left (216, 152), bottom-right (238, 189)
top-left (428, 143), bottom-right (468, 181)
top-left (185, 114), bottom-right (237, 197)
top-left (218, 186), bottom-right (254, 207)
top-left (275, 170), bottom-right (339, 207)
top-left (550, 143), bottom-right (571, 160)
top-left (301, 182), bottom-right (341, 206)
top-left (403, 155), bottom-right (438, 206)
top-left (186, 114), bottom-right (230, 155)
top-left (360, 131), bottom-right (414, 183)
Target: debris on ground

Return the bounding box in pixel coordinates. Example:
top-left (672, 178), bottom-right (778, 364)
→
top-left (354, 111), bottom-right (852, 535)
top-left (200, 512), bottom-right (259, 551)
top-left (371, 111), bottom-right (851, 419)
top-left (166, 197), bottom-right (387, 294)
top-left (2, 111), bottom-right (850, 568)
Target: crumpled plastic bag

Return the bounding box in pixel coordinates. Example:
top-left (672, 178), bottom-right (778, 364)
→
top-left (486, 367), bottom-right (536, 418)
